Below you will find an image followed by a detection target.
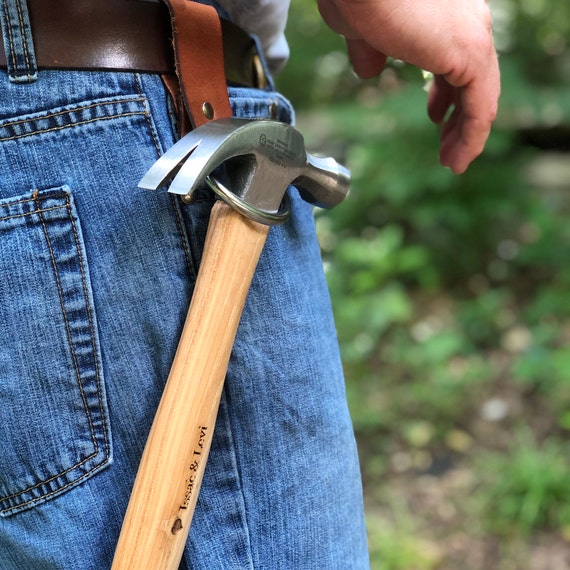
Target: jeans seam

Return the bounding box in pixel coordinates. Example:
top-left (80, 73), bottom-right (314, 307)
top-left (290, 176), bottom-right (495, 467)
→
top-left (13, 0), bottom-right (32, 79)
top-left (170, 194), bottom-right (195, 278)
top-left (1, 0), bottom-right (36, 81)
top-left (0, 97), bottom-right (146, 129)
top-left (134, 73), bottom-right (196, 277)
top-left (134, 74), bottom-right (161, 156)
top-left (0, 110), bottom-right (147, 142)
top-left (0, 203), bottom-right (66, 223)
top-left (0, 467), bottom-right (108, 515)
top-left (220, 390), bottom-right (255, 569)
top-left (66, 194), bottom-right (111, 464)
top-left (0, 190), bottom-right (110, 512)
top-left (0, 195), bottom-right (37, 208)
top-left (1, 0), bottom-right (16, 72)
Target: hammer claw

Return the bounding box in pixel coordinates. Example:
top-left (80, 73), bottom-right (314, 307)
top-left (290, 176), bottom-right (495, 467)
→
top-left (138, 137), bottom-right (203, 190)
top-left (137, 119), bottom-right (245, 191)
top-left (138, 117), bottom-right (350, 216)
top-left (138, 118), bottom-right (259, 195)
top-left (166, 139), bottom-right (251, 196)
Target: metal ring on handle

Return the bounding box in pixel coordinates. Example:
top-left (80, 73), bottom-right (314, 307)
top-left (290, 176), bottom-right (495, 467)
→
top-left (204, 175), bottom-right (291, 226)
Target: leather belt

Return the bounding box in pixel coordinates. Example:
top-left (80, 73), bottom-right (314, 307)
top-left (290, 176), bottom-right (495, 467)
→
top-left (0, 0), bottom-right (267, 88)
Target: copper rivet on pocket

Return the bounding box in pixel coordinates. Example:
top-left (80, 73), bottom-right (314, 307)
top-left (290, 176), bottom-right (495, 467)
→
top-left (202, 102), bottom-right (214, 120)
top-left (180, 193), bottom-right (193, 205)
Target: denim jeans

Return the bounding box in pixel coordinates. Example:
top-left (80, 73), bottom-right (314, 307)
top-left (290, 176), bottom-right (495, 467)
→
top-left (0, 4), bottom-right (368, 569)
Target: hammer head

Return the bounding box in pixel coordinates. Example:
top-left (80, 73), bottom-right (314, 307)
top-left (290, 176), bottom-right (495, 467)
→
top-left (139, 118), bottom-right (350, 224)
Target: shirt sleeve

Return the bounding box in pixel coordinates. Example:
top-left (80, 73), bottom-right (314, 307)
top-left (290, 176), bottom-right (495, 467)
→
top-left (216, 0), bottom-right (291, 73)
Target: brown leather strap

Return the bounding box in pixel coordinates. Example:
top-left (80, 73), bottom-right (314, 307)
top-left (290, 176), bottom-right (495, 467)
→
top-left (161, 73), bottom-right (194, 136)
top-left (163, 0), bottom-right (233, 128)
top-left (0, 0), bottom-right (267, 89)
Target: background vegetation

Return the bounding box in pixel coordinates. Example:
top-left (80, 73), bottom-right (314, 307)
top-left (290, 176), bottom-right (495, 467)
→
top-left (277, 1), bottom-right (570, 568)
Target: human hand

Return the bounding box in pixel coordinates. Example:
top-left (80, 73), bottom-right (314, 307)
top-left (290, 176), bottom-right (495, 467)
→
top-left (317, 0), bottom-right (501, 174)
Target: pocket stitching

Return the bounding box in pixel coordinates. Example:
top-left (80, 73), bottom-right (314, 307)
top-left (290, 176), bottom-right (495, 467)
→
top-left (0, 190), bottom-right (111, 514)
top-left (0, 203), bottom-right (66, 223)
top-left (0, 96), bottom-right (147, 142)
top-left (0, 97), bottom-right (145, 129)
top-left (0, 111), bottom-right (147, 142)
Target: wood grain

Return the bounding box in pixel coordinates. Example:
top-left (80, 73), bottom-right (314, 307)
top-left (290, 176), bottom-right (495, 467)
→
top-left (112, 201), bottom-right (270, 569)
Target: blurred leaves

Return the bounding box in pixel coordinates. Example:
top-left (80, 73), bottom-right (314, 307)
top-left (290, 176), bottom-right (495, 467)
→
top-left (475, 431), bottom-right (570, 535)
top-left (278, 0), bottom-right (570, 566)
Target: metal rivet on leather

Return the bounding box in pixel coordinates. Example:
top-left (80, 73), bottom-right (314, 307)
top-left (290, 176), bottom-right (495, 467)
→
top-left (202, 102), bottom-right (214, 120)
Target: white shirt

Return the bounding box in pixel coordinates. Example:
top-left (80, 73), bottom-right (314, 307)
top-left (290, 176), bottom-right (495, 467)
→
top-left (216, 0), bottom-right (291, 72)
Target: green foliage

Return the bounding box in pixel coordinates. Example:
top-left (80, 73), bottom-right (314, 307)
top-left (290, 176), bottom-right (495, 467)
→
top-left (279, 0), bottom-right (570, 561)
top-left (474, 432), bottom-right (570, 535)
top-left (367, 513), bottom-right (441, 570)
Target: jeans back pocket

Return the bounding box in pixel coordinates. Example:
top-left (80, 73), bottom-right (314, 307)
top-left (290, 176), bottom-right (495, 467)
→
top-left (0, 187), bottom-right (111, 516)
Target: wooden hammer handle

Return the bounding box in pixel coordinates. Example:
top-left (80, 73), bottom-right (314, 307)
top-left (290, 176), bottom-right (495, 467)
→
top-left (112, 201), bottom-right (270, 569)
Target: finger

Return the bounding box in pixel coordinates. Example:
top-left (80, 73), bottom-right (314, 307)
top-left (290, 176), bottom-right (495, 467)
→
top-left (439, 104), bottom-right (492, 174)
top-left (440, 55), bottom-right (500, 173)
top-left (427, 75), bottom-right (456, 124)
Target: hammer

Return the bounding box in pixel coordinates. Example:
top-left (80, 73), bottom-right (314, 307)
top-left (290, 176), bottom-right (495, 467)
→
top-left (112, 118), bottom-right (350, 569)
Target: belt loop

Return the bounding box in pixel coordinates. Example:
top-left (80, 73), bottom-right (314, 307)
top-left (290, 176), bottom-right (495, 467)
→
top-left (0, 0), bottom-right (37, 82)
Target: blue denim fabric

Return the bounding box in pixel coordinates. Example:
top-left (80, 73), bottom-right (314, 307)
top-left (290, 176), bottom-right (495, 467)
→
top-left (0, 0), bottom-right (37, 82)
top-left (0, 22), bottom-right (368, 570)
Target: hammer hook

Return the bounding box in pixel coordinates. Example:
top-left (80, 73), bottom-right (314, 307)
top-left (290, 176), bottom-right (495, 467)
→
top-left (205, 174), bottom-right (291, 226)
